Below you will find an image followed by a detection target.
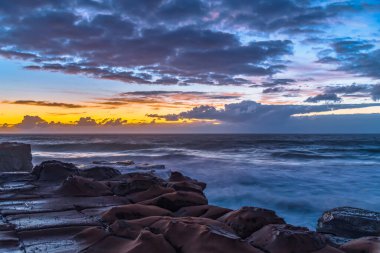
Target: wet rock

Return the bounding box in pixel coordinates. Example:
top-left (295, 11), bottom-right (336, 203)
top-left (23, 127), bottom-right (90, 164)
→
top-left (32, 160), bottom-right (79, 181)
top-left (0, 142), bottom-right (33, 172)
top-left (169, 171), bottom-right (206, 190)
top-left (317, 207), bottom-right (380, 238)
top-left (110, 173), bottom-right (164, 196)
top-left (126, 184), bottom-right (175, 203)
top-left (134, 163), bottom-right (165, 170)
top-left (0, 196), bottom-right (128, 215)
top-left (141, 191), bottom-right (208, 212)
top-left (79, 166), bottom-right (121, 180)
top-left (101, 204), bottom-right (172, 224)
top-left (6, 210), bottom-right (101, 231)
top-left (116, 160), bottom-right (135, 166)
top-left (340, 236), bottom-right (380, 253)
top-left (19, 226), bottom-right (91, 253)
top-left (176, 205), bottom-right (232, 219)
top-left (248, 224), bottom-right (344, 253)
top-left (166, 180), bottom-right (205, 195)
top-left (81, 230), bottom-right (177, 253)
top-left (110, 216), bottom-right (263, 253)
top-left (218, 206), bottom-right (286, 238)
top-left (58, 176), bottom-right (112, 197)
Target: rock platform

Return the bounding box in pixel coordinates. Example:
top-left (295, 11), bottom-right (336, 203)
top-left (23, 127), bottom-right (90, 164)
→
top-left (0, 160), bottom-right (378, 253)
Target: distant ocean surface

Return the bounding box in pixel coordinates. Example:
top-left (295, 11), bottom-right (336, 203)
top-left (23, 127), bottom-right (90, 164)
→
top-left (1, 134), bottom-right (379, 228)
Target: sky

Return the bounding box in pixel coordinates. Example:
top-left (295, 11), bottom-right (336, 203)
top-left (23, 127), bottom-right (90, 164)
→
top-left (0, 0), bottom-right (380, 133)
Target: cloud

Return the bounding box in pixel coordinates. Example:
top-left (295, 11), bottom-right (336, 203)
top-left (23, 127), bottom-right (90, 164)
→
top-left (305, 93), bottom-right (342, 103)
top-left (146, 100), bottom-right (380, 133)
top-left (94, 90), bottom-right (242, 108)
top-left (147, 100), bottom-right (380, 123)
top-left (10, 115), bottom-right (128, 129)
top-left (15, 115), bottom-right (49, 129)
top-left (0, 1), bottom-right (298, 86)
top-left (318, 39), bottom-right (380, 79)
top-left (312, 83), bottom-right (380, 101)
top-left (3, 100), bottom-right (86, 108)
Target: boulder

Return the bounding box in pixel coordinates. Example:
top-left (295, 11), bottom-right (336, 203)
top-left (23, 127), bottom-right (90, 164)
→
top-left (110, 173), bottom-right (164, 196)
top-left (218, 206), bottom-right (286, 238)
top-left (58, 176), bottom-right (112, 197)
top-left (126, 184), bottom-right (175, 203)
top-left (176, 205), bottom-right (232, 220)
top-left (134, 163), bottom-right (165, 170)
top-left (340, 236), bottom-right (380, 253)
top-left (31, 160), bottom-right (79, 181)
top-left (0, 142), bottom-right (32, 172)
top-left (79, 166), bottom-right (121, 180)
top-left (166, 181), bottom-right (205, 195)
top-left (169, 171), bottom-right (206, 190)
top-left (109, 217), bottom-right (263, 253)
top-left (317, 207), bottom-right (380, 238)
top-left (141, 191), bottom-right (208, 212)
top-left (101, 204), bottom-right (172, 224)
top-left (248, 224), bottom-right (344, 253)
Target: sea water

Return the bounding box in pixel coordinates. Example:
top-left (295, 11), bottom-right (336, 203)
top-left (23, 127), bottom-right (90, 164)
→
top-left (1, 134), bottom-right (379, 228)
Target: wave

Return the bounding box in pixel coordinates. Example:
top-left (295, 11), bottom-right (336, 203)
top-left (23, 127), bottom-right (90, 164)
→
top-left (270, 150), bottom-right (339, 159)
top-left (32, 142), bottom-right (157, 152)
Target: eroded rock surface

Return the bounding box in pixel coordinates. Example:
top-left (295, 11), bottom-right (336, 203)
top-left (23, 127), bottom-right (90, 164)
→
top-left (0, 160), bottom-right (377, 253)
top-left (317, 207), bottom-right (380, 239)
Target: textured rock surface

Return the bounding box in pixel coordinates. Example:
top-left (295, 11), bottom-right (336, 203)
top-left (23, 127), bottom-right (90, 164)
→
top-left (0, 142), bottom-right (33, 172)
top-left (340, 236), bottom-right (380, 253)
top-left (0, 160), bottom-right (376, 252)
top-left (317, 207), bottom-right (380, 238)
top-left (218, 206), bottom-right (285, 238)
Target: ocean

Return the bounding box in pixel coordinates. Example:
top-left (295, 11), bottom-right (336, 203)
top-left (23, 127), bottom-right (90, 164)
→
top-left (1, 134), bottom-right (379, 229)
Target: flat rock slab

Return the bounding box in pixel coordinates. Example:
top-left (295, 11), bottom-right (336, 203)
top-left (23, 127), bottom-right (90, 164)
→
top-left (19, 226), bottom-right (92, 253)
top-left (0, 196), bottom-right (129, 215)
top-left (317, 207), bottom-right (380, 238)
top-left (6, 209), bottom-right (102, 231)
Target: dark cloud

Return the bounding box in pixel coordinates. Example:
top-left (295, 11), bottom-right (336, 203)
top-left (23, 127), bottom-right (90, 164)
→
top-left (95, 91), bottom-right (241, 107)
top-left (15, 115), bottom-right (48, 129)
top-left (12, 115), bottom-right (128, 129)
top-left (319, 83), bottom-right (380, 101)
top-left (0, 1), bottom-right (297, 86)
top-left (3, 100), bottom-right (85, 108)
top-left (262, 87), bottom-right (286, 94)
top-left (305, 93), bottom-right (342, 103)
top-left (147, 100), bottom-right (380, 125)
top-left (318, 39), bottom-right (380, 79)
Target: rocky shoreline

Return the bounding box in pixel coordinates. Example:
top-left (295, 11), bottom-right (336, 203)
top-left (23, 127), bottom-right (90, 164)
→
top-left (0, 144), bottom-right (379, 252)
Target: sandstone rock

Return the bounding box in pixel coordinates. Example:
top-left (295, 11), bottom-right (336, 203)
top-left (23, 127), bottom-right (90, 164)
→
top-left (32, 160), bottom-right (79, 181)
top-left (116, 160), bottom-right (134, 166)
top-left (340, 236), bottom-right (380, 253)
top-left (110, 172), bottom-right (164, 196)
top-left (169, 171), bottom-right (207, 190)
top-left (134, 163), bottom-right (165, 170)
top-left (0, 142), bottom-right (32, 172)
top-left (248, 224), bottom-right (344, 253)
top-left (101, 204), bottom-right (172, 224)
top-left (317, 207), bottom-right (380, 238)
top-left (113, 216), bottom-right (263, 253)
top-left (176, 205), bottom-right (232, 219)
top-left (79, 166), bottom-right (121, 180)
top-left (82, 231), bottom-right (177, 253)
top-left (218, 206), bottom-right (286, 238)
top-left (58, 176), bottom-right (112, 197)
top-left (141, 191), bottom-right (208, 212)
top-left (166, 180), bottom-right (205, 195)
top-left (126, 184), bottom-right (175, 203)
